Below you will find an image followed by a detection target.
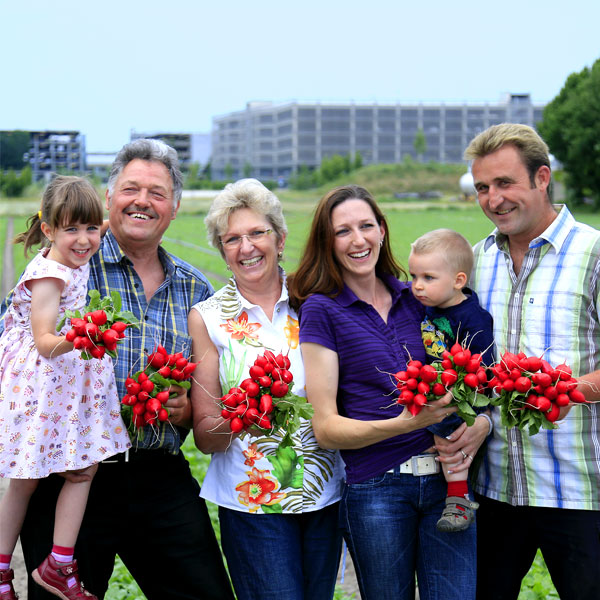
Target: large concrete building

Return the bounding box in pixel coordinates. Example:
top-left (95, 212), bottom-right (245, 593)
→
top-left (130, 131), bottom-right (211, 168)
top-left (25, 131), bottom-right (86, 182)
top-left (211, 94), bottom-right (545, 180)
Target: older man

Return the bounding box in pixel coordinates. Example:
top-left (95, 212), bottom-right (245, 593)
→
top-left (464, 124), bottom-right (600, 600)
top-left (19, 139), bottom-right (234, 599)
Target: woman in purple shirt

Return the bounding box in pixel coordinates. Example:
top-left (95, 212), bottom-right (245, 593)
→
top-left (288, 185), bottom-right (480, 600)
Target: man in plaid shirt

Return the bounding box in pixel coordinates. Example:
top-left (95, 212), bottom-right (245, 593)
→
top-left (19, 139), bottom-right (234, 599)
top-left (461, 124), bottom-right (600, 600)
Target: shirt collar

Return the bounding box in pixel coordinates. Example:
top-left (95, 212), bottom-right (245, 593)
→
top-left (336, 272), bottom-right (411, 307)
top-left (235, 267), bottom-right (289, 310)
top-left (483, 204), bottom-right (573, 254)
top-left (102, 229), bottom-right (179, 278)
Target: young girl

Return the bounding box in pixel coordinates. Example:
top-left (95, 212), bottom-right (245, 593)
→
top-left (0, 176), bottom-right (131, 600)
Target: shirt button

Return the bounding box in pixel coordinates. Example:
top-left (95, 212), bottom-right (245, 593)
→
top-left (512, 441), bottom-right (517, 447)
top-left (511, 329), bottom-right (517, 334)
top-left (276, 307), bottom-right (280, 313)
top-left (134, 283), bottom-right (139, 288)
top-left (144, 316), bottom-right (149, 321)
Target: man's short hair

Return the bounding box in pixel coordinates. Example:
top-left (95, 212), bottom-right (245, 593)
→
top-left (107, 138), bottom-right (183, 206)
top-left (410, 228), bottom-right (474, 277)
top-left (464, 123), bottom-right (551, 189)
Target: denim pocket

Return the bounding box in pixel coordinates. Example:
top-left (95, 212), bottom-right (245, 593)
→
top-left (347, 471), bottom-right (389, 488)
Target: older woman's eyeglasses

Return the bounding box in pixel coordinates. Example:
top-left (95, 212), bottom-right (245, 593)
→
top-left (220, 229), bottom-right (273, 249)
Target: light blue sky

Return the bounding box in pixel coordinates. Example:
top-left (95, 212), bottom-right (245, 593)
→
top-left (2, 0), bottom-right (599, 152)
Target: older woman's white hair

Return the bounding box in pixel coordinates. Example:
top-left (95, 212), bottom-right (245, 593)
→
top-left (205, 178), bottom-right (288, 257)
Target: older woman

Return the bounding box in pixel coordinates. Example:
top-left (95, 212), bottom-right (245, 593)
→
top-left (288, 185), bottom-right (489, 600)
top-left (189, 179), bottom-right (345, 600)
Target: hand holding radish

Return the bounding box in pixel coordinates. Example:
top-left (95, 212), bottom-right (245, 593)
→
top-left (396, 391), bottom-right (456, 429)
top-left (164, 386), bottom-right (193, 428)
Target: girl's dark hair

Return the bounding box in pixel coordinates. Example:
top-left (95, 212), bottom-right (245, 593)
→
top-left (14, 176), bottom-right (103, 256)
top-left (288, 184), bottom-right (406, 311)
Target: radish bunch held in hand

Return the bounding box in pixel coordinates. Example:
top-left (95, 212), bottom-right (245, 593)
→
top-left (120, 345), bottom-right (197, 431)
top-left (394, 343), bottom-right (491, 425)
top-left (219, 350), bottom-right (314, 449)
top-left (488, 351), bottom-right (587, 435)
top-left (57, 290), bottom-right (138, 360)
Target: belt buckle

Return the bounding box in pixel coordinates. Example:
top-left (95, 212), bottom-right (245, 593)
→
top-left (411, 454), bottom-right (438, 476)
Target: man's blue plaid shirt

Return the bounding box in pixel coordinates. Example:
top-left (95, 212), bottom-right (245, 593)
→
top-left (89, 230), bottom-right (213, 453)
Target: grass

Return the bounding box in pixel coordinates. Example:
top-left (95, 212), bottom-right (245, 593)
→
top-left (3, 195), bottom-right (594, 598)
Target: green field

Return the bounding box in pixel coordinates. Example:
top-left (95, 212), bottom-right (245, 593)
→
top-left (2, 197), bottom-right (587, 598)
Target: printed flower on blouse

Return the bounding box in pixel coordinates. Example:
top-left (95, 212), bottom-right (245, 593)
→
top-left (236, 467), bottom-right (286, 513)
top-left (220, 311), bottom-right (261, 343)
top-left (242, 442), bottom-right (264, 467)
top-left (283, 315), bottom-right (299, 349)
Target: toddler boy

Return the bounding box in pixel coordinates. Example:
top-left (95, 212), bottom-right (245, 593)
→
top-left (408, 228), bottom-right (495, 532)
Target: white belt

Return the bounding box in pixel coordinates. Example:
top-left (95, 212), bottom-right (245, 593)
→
top-left (387, 453), bottom-right (440, 476)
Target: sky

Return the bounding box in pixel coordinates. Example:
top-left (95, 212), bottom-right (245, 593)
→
top-left (1, 0), bottom-right (599, 152)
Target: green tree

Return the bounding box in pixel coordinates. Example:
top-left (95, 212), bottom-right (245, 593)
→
top-left (538, 58), bottom-right (600, 207)
top-left (224, 163), bottom-right (234, 181)
top-left (413, 129), bottom-right (426, 162)
top-left (0, 130), bottom-right (29, 169)
top-left (243, 162), bottom-right (252, 178)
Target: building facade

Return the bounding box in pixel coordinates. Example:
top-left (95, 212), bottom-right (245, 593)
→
top-left (211, 95), bottom-right (545, 180)
top-left (25, 131), bottom-right (86, 182)
top-left (130, 131), bottom-right (211, 168)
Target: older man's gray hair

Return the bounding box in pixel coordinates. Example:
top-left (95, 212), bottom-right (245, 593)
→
top-left (107, 138), bottom-right (183, 206)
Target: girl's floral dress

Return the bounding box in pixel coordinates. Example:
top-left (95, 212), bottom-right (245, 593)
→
top-left (0, 251), bottom-right (131, 478)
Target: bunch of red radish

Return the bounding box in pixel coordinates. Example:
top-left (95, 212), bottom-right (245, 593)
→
top-left (394, 343), bottom-right (490, 424)
top-left (220, 350), bottom-right (294, 434)
top-left (488, 351), bottom-right (586, 434)
top-left (65, 310), bottom-right (130, 359)
top-left (58, 290), bottom-right (137, 360)
top-left (121, 345), bottom-right (197, 429)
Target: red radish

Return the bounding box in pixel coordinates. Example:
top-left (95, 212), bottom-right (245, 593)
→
top-left (537, 396), bottom-right (551, 412)
top-left (419, 365), bottom-right (438, 383)
top-left (569, 389), bottom-right (586, 404)
top-left (65, 329), bottom-right (77, 342)
top-left (175, 357), bottom-right (188, 370)
top-left (259, 394), bottom-right (273, 414)
top-left (514, 377), bottom-right (532, 393)
top-left (90, 310), bottom-right (108, 326)
top-left (546, 403), bottom-right (560, 422)
top-left (148, 352), bottom-right (166, 369)
top-left (502, 379), bottom-right (515, 392)
top-left (406, 364), bottom-right (420, 379)
top-left (271, 380), bottom-right (289, 398)
top-left (156, 391), bottom-right (170, 404)
top-left (157, 365), bottom-right (172, 378)
top-left (111, 321), bottom-right (128, 334)
top-left (157, 408), bottom-right (169, 422)
top-left (432, 383), bottom-right (445, 396)
top-left (441, 370), bottom-right (458, 387)
top-left (258, 376), bottom-right (272, 388)
top-left (555, 393), bottom-right (570, 407)
top-left (230, 418), bottom-right (244, 433)
top-left (146, 397), bottom-right (161, 413)
top-left (413, 393), bottom-right (427, 407)
top-left (464, 373), bottom-right (479, 389)
top-left (89, 346), bottom-right (106, 359)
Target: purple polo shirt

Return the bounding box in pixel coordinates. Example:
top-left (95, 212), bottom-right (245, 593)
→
top-left (299, 273), bottom-right (434, 483)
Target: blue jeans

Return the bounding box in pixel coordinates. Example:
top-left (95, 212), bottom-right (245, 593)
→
top-left (219, 502), bottom-right (342, 600)
top-left (340, 468), bottom-right (476, 600)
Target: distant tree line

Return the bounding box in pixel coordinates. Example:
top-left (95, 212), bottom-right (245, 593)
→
top-left (539, 57), bottom-right (600, 208)
top-left (288, 152), bottom-right (363, 190)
